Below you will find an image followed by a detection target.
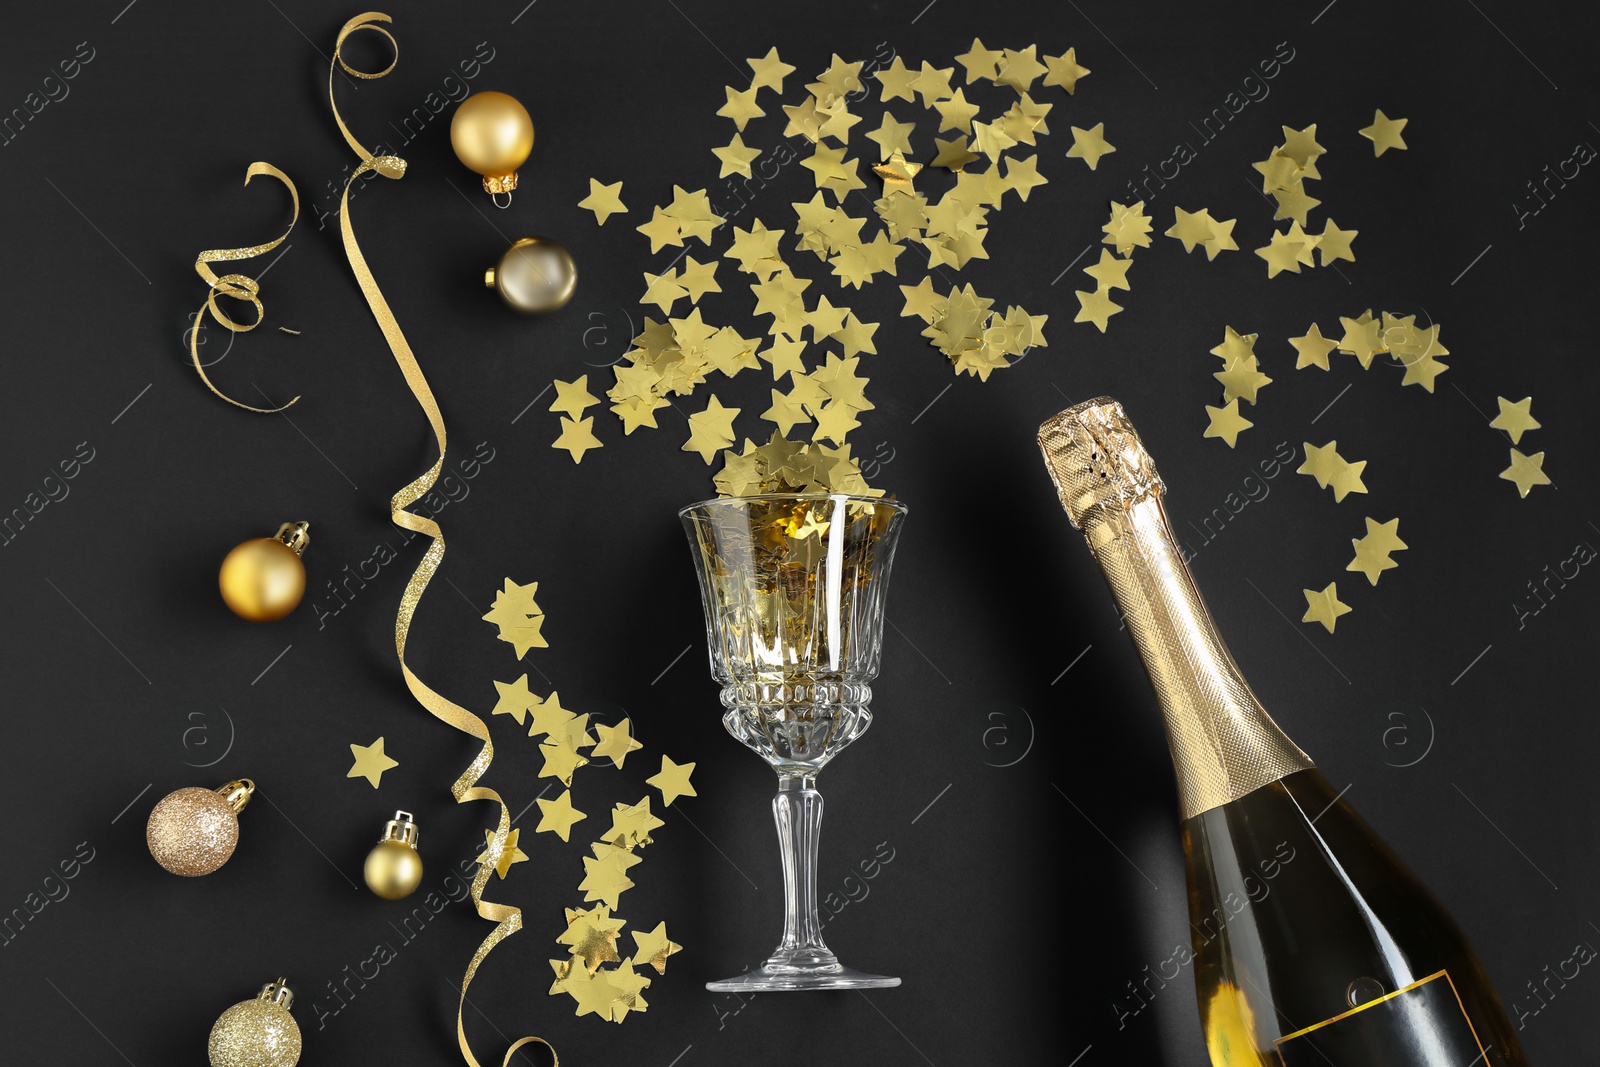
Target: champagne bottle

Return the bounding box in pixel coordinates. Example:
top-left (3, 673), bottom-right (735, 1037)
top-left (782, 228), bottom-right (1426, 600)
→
top-left (1038, 398), bottom-right (1528, 1067)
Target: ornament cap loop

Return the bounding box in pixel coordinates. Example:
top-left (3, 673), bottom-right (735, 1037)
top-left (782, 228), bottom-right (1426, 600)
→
top-left (258, 977), bottom-right (294, 1010)
top-left (379, 809), bottom-right (420, 847)
top-left (274, 521), bottom-right (311, 556)
top-left (217, 779), bottom-right (255, 814)
top-left (490, 190), bottom-right (514, 210)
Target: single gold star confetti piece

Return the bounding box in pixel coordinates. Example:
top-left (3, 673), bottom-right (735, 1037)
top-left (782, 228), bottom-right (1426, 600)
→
top-left (1399, 352), bottom-right (1450, 391)
top-left (1278, 124), bottom-right (1325, 167)
top-left (529, 689), bottom-right (577, 739)
top-left (1348, 517), bottom-right (1408, 585)
top-left (550, 375), bottom-right (599, 418)
top-left (1298, 440), bottom-right (1368, 501)
top-left (1083, 249), bottom-right (1133, 291)
top-left (635, 207), bottom-right (682, 253)
top-left (1301, 583), bottom-right (1352, 633)
top-left (910, 61), bottom-right (955, 107)
top-left (866, 112), bottom-right (916, 157)
top-left (931, 135), bottom-right (979, 171)
top-left (563, 963), bottom-right (624, 1020)
top-left (1201, 215), bottom-right (1239, 260)
top-left (1272, 185), bottom-right (1322, 226)
top-left (640, 270), bottom-right (687, 313)
top-left (747, 47), bottom-right (795, 94)
top-left (1490, 396), bottom-right (1541, 444)
top-left (1359, 109), bottom-right (1408, 156)
top-left (1210, 326), bottom-right (1258, 366)
top-left (534, 788), bottom-right (588, 842)
top-left (553, 415), bottom-right (603, 464)
top-left (1255, 228), bottom-right (1305, 279)
top-left (682, 395), bottom-right (740, 463)
top-left (483, 577), bottom-right (542, 628)
top-left (1499, 449), bottom-right (1551, 497)
top-left (809, 54), bottom-right (865, 102)
top-left (498, 620), bottom-right (549, 658)
top-left (712, 132), bottom-right (762, 179)
top-left (1165, 207), bottom-right (1215, 253)
top-left (1215, 358), bottom-right (1273, 404)
top-left (933, 88), bottom-right (981, 135)
top-left (477, 827), bottom-right (529, 879)
top-left (646, 755), bottom-right (697, 806)
top-left (872, 148), bottom-right (923, 191)
top-left (717, 85), bottom-right (766, 131)
top-left (1066, 123), bottom-right (1116, 169)
top-left (1042, 47), bottom-right (1090, 93)
top-left (1290, 323), bottom-right (1338, 370)
top-left (606, 797), bottom-right (665, 850)
top-left (1253, 153), bottom-right (1303, 193)
top-left (608, 957), bottom-right (653, 1021)
top-left (1101, 200), bottom-right (1152, 254)
top-left (1074, 287), bottom-right (1123, 332)
top-left (537, 735), bottom-right (590, 786)
top-left (591, 717), bottom-right (644, 768)
top-left (996, 45), bottom-right (1048, 92)
top-left (347, 737), bottom-right (398, 788)
top-left (1317, 218), bottom-right (1357, 265)
top-left (491, 674), bottom-right (541, 725)
top-left (678, 256), bottom-right (722, 304)
top-left (579, 842), bottom-right (642, 906)
top-left (874, 55), bottom-right (918, 103)
top-left (1337, 314), bottom-right (1385, 369)
top-left (578, 179), bottom-right (627, 225)
top-left (1285, 221), bottom-right (1321, 268)
top-left (761, 335), bottom-right (808, 379)
top-left (1204, 399), bottom-right (1254, 447)
top-left (632, 922), bottom-right (683, 975)
top-left (1002, 154), bottom-right (1048, 201)
top-left (558, 904), bottom-right (626, 973)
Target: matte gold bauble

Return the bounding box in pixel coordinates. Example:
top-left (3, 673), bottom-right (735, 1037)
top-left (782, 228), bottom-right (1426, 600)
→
top-left (208, 978), bottom-right (301, 1067)
top-left (450, 91), bottom-right (534, 204)
top-left (363, 810), bottom-right (424, 900)
top-left (219, 522), bottom-right (310, 622)
top-left (147, 780), bottom-right (254, 877)
top-left (485, 237), bottom-right (577, 314)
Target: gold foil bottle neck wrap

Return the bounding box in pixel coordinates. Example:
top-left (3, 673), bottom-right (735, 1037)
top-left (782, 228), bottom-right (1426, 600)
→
top-left (1038, 398), bottom-right (1314, 820)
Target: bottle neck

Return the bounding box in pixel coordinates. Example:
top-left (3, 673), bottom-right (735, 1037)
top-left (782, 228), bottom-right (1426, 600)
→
top-left (1088, 494), bottom-right (1314, 820)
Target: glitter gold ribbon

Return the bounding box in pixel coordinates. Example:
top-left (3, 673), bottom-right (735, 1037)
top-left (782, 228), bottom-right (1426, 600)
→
top-left (328, 14), bottom-right (556, 1067)
top-left (190, 162), bottom-right (301, 413)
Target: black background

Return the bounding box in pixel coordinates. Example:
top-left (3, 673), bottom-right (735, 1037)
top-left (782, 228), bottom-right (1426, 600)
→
top-left (1, 1), bottom-right (1595, 1064)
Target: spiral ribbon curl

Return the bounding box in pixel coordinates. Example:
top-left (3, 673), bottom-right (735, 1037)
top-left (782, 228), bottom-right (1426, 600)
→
top-left (328, 14), bottom-right (556, 1067)
top-left (189, 162), bottom-right (301, 413)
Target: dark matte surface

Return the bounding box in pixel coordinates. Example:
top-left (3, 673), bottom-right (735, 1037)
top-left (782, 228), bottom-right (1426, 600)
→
top-left (0, 1), bottom-right (1594, 1064)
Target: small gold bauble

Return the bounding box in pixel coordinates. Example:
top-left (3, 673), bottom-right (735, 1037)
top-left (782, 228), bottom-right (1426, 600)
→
top-left (363, 810), bottom-right (424, 900)
top-left (450, 91), bottom-right (534, 196)
top-left (485, 237), bottom-right (577, 314)
top-left (219, 522), bottom-right (310, 622)
top-left (209, 979), bottom-right (301, 1067)
top-left (147, 780), bottom-right (253, 877)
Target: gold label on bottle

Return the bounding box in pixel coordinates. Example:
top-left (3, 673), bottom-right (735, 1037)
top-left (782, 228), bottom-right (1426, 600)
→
top-left (1274, 971), bottom-right (1489, 1065)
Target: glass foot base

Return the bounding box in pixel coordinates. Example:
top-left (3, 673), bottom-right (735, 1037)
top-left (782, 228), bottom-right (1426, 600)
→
top-left (707, 962), bottom-right (901, 992)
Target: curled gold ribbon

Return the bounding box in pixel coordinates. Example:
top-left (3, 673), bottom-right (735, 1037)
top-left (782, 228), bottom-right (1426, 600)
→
top-left (328, 14), bottom-right (555, 1067)
top-left (190, 162), bottom-right (301, 413)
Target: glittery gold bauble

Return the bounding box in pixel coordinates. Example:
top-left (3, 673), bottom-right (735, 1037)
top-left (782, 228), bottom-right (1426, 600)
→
top-left (209, 979), bottom-right (301, 1067)
top-left (450, 91), bottom-right (534, 196)
top-left (219, 522), bottom-right (310, 622)
top-left (363, 810), bottom-right (424, 900)
top-left (485, 237), bottom-right (577, 314)
top-left (147, 780), bottom-right (253, 877)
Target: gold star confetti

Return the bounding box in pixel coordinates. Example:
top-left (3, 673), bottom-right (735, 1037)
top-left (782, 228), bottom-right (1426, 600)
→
top-left (491, 674), bottom-right (541, 725)
top-left (1337, 313), bottom-right (1386, 369)
top-left (872, 148), bottom-right (923, 191)
top-left (865, 112), bottom-right (916, 157)
top-left (682, 395), bottom-right (741, 463)
top-left (528, 689), bottom-right (576, 740)
top-left (578, 842), bottom-right (642, 909)
top-left (562, 963), bottom-right (624, 1020)
top-left (1066, 122), bottom-right (1115, 169)
top-left (1201, 215), bottom-right (1239, 260)
top-left (607, 957), bottom-right (653, 1022)
top-left (909, 60), bottom-right (955, 107)
top-left (1500, 448), bottom-right (1551, 497)
top-left (553, 415), bottom-right (603, 464)
top-left (1204, 399), bottom-right (1254, 447)
top-left (716, 85), bottom-right (765, 131)
top-left (1165, 206), bottom-right (1215, 253)
top-left (477, 827), bottom-right (530, 879)
top-left (578, 179), bottom-right (627, 225)
top-left (955, 38), bottom-right (1005, 83)
top-left (1490, 396), bottom-right (1541, 444)
top-left (1083, 249), bottom-right (1133, 291)
top-left (1255, 228), bottom-right (1305, 278)
top-left (1299, 440), bottom-right (1368, 501)
top-left (931, 134), bottom-right (978, 170)
top-left (1278, 123), bottom-right (1325, 167)
top-left (483, 577), bottom-right (547, 657)
top-left (635, 207), bottom-right (683, 253)
top-left (874, 55), bottom-right (918, 102)
top-left (809, 53), bottom-right (864, 103)
top-left (1074, 286), bottom-right (1122, 332)
top-left (632, 922), bottom-right (683, 975)
top-left (1215, 357), bottom-right (1273, 405)
top-left (347, 737), bottom-right (398, 788)
top-left (1210, 326), bottom-right (1258, 366)
top-left (605, 797), bottom-right (666, 850)
top-left (1316, 218), bottom-right (1357, 265)
top-left (550, 375), bottom-right (599, 418)
top-left (996, 45), bottom-right (1048, 92)
top-left (1348, 517), bottom-right (1408, 585)
top-left (1290, 323), bottom-right (1337, 370)
top-left (933, 87), bottom-right (981, 135)
top-left (678, 256), bottom-right (721, 303)
top-left (663, 186), bottom-right (724, 244)
top-left (641, 270), bottom-right (687, 313)
top-left (558, 903), bottom-right (626, 973)
top-left (646, 755), bottom-right (697, 806)
top-left (746, 47), bottom-right (794, 94)
top-left (712, 132), bottom-right (762, 179)
top-left (1101, 200), bottom-right (1152, 254)
top-left (538, 734), bottom-right (591, 788)
top-left (535, 789), bottom-right (589, 843)
top-left (1359, 109), bottom-right (1408, 156)
top-left (1042, 48), bottom-right (1090, 93)
top-left (1301, 583), bottom-right (1352, 633)
top-left (591, 717), bottom-right (644, 768)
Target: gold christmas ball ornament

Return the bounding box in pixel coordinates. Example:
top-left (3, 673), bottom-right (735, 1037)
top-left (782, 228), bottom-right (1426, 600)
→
top-left (219, 522), bottom-right (310, 622)
top-left (147, 780), bottom-right (254, 877)
top-left (450, 90), bottom-right (534, 206)
top-left (485, 237), bottom-right (577, 314)
top-left (208, 978), bottom-right (301, 1067)
top-left (363, 809), bottom-right (424, 900)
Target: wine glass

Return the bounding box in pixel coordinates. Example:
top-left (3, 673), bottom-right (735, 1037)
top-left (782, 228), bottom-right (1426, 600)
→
top-left (680, 493), bottom-right (908, 992)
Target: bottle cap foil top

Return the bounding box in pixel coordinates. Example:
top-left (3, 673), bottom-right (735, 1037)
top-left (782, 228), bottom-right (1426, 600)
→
top-left (1037, 397), bottom-right (1165, 531)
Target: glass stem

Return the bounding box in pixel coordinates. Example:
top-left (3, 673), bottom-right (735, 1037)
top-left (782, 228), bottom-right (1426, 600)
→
top-left (771, 776), bottom-right (835, 967)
